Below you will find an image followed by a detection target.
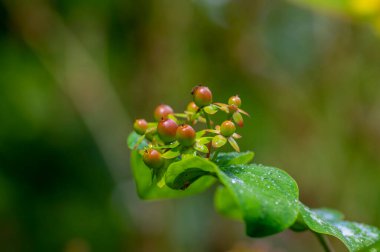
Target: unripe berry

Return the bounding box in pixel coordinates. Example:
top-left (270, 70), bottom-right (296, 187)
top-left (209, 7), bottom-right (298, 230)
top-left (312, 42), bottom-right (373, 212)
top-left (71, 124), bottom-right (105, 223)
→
top-left (228, 95), bottom-right (241, 108)
top-left (157, 119), bottom-right (178, 143)
top-left (220, 120), bottom-right (236, 137)
top-left (192, 85), bottom-right (212, 107)
top-left (133, 119), bottom-right (148, 135)
top-left (176, 124), bottom-right (196, 147)
top-left (143, 149), bottom-right (163, 169)
top-left (186, 101), bottom-right (199, 113)
top-left (154, 104), bottom-right (174, 121)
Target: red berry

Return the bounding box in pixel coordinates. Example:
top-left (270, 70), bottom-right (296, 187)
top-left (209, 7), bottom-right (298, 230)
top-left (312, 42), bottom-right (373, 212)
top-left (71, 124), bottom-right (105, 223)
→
top-left (186, 101), bottom-right (199, 113)
top-left (176, 124), bottom-right (196, 147)
top-left (154, 104), bottom-right (174, 121)
top-left (220, 120), bottom-right (236, 137)
top-left (157, 119), bottom-right (178, 143)
top-left (133, 119), bottom-right (148, 135)
top-left (228, 95), bottom-right (241, 108)
top-left (192, 85), bottom-right (212, 107)
top-left (143, 149), bottom-right (163, 169)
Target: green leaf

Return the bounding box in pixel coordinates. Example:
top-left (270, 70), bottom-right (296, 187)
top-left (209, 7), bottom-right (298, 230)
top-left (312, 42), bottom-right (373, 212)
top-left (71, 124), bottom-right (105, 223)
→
top-left (154, 163), bottom-right (168, 188)
top-left (204, 104), bottom-right (219, 115)
top-left (291, 207), bottom-right (344, 232)
top-left (313, 208), bottom-right (344, 222)
top-left (232, 133), bottom-right (241, 139)
top-left (127, 131), bottom-right (148, 150)
top-left (167, 114), bottom-right (179, 123)
top-left (153, 141), bottom-right (179, 149)
top-left (181, 147), bottom-right (197, 156)
top-left (161, 149), bottom-right (181, 159)
top-left (194, 142), bottom-right (209, 153)
top-left (232, 112), bottom-right (244, 127)
top-left (214, 151), bottom-right (254, 167)
top-left (130, 150), bottom-right (215, 200)
top-left (206, 129), bottom-right (219, 134)
top-left (156, 175), bottom-right (166, 188)
top-left (214, 186), bottom-right (242, 220)
top-left (196, 137), bottom-right (212, 145)
top-left (165, 156), bottom-right (217, 190)
top-left (228, 137), bottom-right (240, 152)
top-left (173, 113), bottom-right (188, 118)
top-left (214, 102), bottom-right (229, 113)
top-left (298, 203), bottom-right (380, 251)
top-left (196, 130), bottom-right (207, 138)
top-left (359, 240), bottom-right (380, 251)
top-left (212, 135), bottom-right (227, 148)
top-left (215, 164), bottom-right (299, 237)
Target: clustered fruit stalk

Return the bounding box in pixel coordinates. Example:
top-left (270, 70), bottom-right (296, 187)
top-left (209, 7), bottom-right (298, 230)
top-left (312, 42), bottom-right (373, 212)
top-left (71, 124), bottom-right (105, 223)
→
top-left (130, 86), bottom-right (372, 252)
top-left (132, 85), bottom-right (248, 170)
top-left (203, 110), bottom-right (212, 130)
top-left (201, 108), bottom-right (213, 158)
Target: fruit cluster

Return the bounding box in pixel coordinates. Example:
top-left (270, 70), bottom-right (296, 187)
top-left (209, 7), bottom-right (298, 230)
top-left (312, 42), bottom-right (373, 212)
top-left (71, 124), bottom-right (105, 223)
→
top-left (132, 85), bottom-right (249, 170)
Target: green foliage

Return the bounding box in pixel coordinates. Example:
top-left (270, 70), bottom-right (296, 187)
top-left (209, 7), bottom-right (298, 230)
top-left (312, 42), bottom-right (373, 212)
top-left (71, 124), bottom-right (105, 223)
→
top-left (360, 240), bottom-right (380, 251)
top-left (130, 150), bottom-right (216, 200)
top-left (165, 156), bottom-right (217, 190)
top-left (298, 203), bottom-right (380, 251)
top-left (215, 163), bottom-right (299, 237)
top-left (213, 151), bottom-right (255, 166)
top-left (212, 135), bottom-right (227, 148)
top-left (214, 186), bottom-right (242, 220)
top-left (128, 130), bottom-right (380, 250)
top-left (127, 131), bottom-right (147, 150)
top-left (128, 86), bottom-right (380, 250)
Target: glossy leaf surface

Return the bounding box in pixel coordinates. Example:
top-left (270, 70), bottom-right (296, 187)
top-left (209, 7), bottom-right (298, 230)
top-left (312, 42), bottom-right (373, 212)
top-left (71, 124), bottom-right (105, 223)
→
top-left (204, 104), bottom-right (219, 115)
top-left (299, 203), bottom-right (380, 251)
top-left (161, 149), bottom-right (181, 159)
top-left (130, 151), bottom-right (215, 200)
top-left (165, 156), bottom-right (217, 190)
top-left (214, 151), bottom-right (254, 167)
top-left (212, 135), bottom-right (227, 148)
top-left (215, 163), bottom-right (299, 237)
top-left (214, 186), bottom-right (242, 220)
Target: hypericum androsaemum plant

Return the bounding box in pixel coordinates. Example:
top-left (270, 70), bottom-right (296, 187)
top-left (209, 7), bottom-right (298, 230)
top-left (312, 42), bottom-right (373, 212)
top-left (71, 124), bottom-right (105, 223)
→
top-left (127, 85), bottom-right (380, 252)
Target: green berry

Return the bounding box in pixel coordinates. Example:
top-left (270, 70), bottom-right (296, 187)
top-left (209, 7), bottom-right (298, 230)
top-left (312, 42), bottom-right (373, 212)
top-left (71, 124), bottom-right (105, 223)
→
top-left (176, 124), bottom-right (196, 147)
top-left (133, 119), bottom-right (148, 135)
top-left (220, 120), bottom-right (236, 137)
top-left (154, 104), bottom-right (174, 121)
top-left (143, 149), bottom-right (163, 169)
top-left (192, 85), bottom-right (212, 107)
top-left (186, 101), bottom-right (199, 113)
top-left (228, 95), bottom-right (241, 108)
top-left (157, 119), bottom-right (178, 143)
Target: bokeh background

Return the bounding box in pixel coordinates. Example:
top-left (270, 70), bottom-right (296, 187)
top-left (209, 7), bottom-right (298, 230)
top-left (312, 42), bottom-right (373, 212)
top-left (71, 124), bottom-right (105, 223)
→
top-left (1, 0), bottom-right (380, 251)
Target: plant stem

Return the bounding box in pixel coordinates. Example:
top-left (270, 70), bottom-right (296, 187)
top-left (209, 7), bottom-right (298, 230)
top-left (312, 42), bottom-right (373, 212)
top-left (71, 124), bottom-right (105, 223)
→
top-left (314, 232), bottom-right (334, 252)
top-left (202, 109), bottom-right (213, 158)
top-left (211, 148), bottom-right (220, 161)
top-left (203, 110), bottom-right (212, 129)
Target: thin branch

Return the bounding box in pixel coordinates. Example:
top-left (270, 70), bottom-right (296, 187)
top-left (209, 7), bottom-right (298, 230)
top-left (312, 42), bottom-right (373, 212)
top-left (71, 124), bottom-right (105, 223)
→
top-left (314, 232), bottom-right (335, 252)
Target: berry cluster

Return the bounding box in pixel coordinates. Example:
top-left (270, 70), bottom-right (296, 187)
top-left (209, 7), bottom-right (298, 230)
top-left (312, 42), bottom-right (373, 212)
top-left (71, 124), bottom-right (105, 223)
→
top-left (133, 85), bottom-right (249, 170)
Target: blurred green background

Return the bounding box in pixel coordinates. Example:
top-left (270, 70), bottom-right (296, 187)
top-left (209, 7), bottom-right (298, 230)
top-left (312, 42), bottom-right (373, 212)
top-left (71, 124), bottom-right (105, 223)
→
top-left (1, 0), bottom-right (380, 251)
